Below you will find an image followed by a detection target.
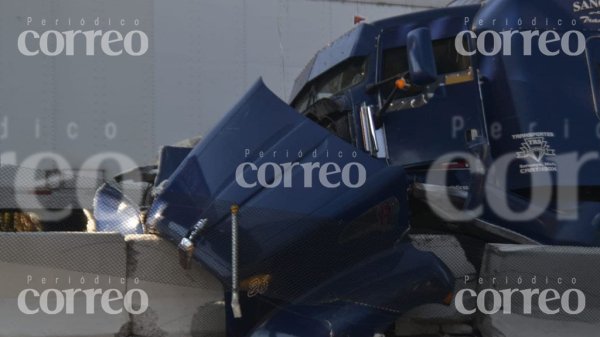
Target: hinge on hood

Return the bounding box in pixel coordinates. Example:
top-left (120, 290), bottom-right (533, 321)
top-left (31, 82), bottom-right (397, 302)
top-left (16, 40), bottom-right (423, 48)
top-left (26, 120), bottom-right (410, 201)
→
top-left (177, 218), bottom-right (208, 269)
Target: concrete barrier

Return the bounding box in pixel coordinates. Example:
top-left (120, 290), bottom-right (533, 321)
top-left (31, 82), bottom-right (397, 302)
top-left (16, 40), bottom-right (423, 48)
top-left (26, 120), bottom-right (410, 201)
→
top-left (0, 232), bottom-right (129, 337)
top-left (0, 232), bottom-right (226, 337)
top-left (125, 234), bottom-right (225, 337)
top-left (477, 244), bottom-right (600, 337)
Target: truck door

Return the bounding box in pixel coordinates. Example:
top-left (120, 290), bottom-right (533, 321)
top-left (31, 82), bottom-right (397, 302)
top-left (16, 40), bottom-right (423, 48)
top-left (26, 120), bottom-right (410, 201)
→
top-left (375, 29), bottom-right (486, 169)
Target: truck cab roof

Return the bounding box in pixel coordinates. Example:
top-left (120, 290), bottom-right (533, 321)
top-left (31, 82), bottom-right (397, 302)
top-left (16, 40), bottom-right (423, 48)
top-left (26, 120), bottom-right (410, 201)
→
top-left (289, 4), bottom-right (481, 103)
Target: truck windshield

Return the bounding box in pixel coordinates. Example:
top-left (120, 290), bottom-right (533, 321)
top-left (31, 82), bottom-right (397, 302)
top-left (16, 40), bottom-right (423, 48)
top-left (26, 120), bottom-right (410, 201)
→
top-left (293, 57), bottom-right (367, 112)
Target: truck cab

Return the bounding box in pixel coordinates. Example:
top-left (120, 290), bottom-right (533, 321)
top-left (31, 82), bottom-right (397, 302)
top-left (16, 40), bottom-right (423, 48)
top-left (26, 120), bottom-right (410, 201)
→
top-left (290, 4), bottom-right (483, 179)
top-left (289, 0), bottom-right (600, 247)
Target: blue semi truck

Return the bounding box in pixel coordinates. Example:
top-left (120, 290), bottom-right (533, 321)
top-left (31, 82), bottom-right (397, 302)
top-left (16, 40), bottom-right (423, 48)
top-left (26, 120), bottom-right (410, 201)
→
top-left (93, 0), bottom-right (600, 336)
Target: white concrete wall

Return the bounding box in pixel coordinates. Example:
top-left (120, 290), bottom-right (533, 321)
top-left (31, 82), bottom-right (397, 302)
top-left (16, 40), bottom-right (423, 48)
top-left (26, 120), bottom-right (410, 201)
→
top-left (154, 0), bottom-right (430, 145)
top-left (0, 0), bottom-right (444, 176)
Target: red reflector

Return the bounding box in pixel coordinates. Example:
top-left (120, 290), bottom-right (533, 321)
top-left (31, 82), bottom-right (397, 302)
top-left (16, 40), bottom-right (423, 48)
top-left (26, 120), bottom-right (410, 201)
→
top-left (354, 16), bottom-right (365, 25)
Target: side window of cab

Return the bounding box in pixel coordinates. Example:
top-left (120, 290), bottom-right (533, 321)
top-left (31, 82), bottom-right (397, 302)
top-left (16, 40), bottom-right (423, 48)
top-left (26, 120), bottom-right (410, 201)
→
top-left (380, 37), bottom-right (471, 98)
